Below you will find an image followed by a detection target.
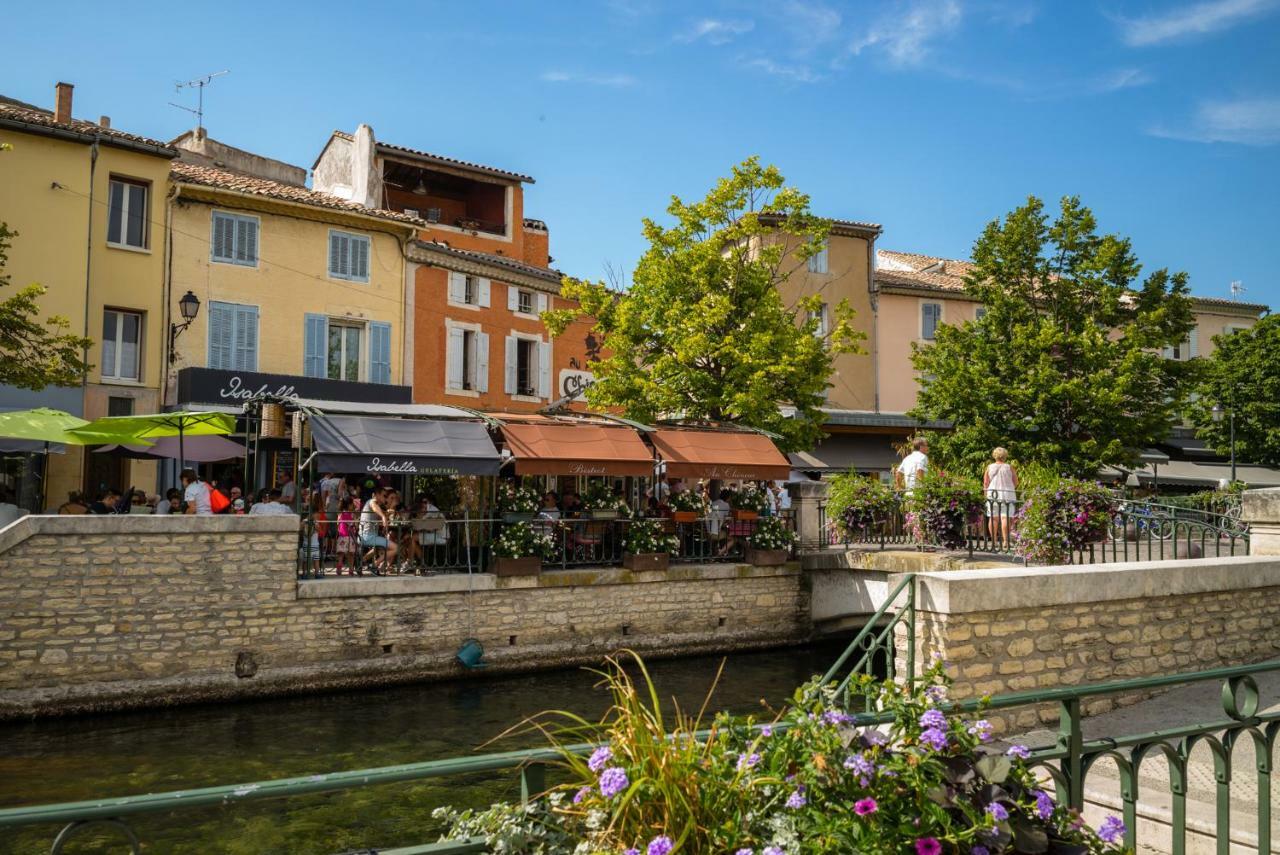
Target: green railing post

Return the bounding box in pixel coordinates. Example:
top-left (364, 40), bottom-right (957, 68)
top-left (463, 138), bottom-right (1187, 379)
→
top-left (905, 577), bottom-right (916, 690)
top-left (520, 762), bottom-right (546, 805)
top-left (1058, 698), bottom-right (1084, 810)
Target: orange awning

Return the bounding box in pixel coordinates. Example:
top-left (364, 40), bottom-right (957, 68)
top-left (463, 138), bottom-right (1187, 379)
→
top-left (649, 428), bottom-right (791, 481)
top-left (501, 422), bottom-right (655, 476)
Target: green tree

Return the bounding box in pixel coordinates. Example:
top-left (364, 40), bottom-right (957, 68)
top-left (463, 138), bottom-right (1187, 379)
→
top-left (908, 196), bottom-right (1196, 477)
top-left (0, 140), bottom-right (93, 389)
top-left (1188, 315), bottom-right (1280, 467)
top-left (543, 157), bottom-right (865, 452)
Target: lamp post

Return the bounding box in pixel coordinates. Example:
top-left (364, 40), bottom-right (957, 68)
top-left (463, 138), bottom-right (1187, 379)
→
top-left (169, 290), bottom-right (201, 363)
top-left (1211, 403), bottom-right (1237, 484)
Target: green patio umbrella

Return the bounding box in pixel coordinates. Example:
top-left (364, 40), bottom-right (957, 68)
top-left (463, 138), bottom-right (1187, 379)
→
top-left (0, 408), bottom-right (94, 446)
top-left (70, 411), bottom-right (236, 469)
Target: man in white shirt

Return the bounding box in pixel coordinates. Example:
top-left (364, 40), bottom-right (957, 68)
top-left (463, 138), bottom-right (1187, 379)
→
top-left (896, 438), bottom-right (929, 492)
top-left (181, 469), bottom-right (212, 515)
top-left (248, 489), bottom-right (293, 515)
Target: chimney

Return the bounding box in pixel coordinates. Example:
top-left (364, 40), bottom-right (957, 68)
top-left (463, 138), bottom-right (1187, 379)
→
top-left (54, 82), bottom-right (74, 124)
top-left (98, 116), bottom-right (111, 129)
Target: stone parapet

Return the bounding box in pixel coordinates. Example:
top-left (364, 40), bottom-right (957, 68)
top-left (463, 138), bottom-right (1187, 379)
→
top-left (1242, 486), bottom-right (1280, 555)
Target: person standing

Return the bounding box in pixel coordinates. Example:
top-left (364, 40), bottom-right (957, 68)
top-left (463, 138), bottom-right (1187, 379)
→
top-left (181, 469), bottom-right (212, 516)
top-left (896, 438), bottom-right (929, 492)
top-left (983, 447), bottom-right (1019, 549)
top-left (278, 472), bottom-right (297, 507)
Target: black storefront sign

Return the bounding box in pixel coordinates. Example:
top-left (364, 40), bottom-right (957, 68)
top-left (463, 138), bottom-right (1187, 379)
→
top-left (176, 367), bottom-right (412, 408)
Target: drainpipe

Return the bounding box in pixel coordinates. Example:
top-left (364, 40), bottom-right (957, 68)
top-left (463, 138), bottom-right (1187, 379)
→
top-left (81, 133), bottom-right (99, 386)
top-left (867, 236), bottom-right (880, 413)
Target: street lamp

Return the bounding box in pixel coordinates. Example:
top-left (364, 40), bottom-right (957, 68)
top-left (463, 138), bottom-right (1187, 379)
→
top-left (1211, 403), bottom-right (1237, 484)
top-left (169, 290), bottom-right (201, 363)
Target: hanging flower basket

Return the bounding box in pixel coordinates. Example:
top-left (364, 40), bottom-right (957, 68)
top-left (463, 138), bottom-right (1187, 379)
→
top-left (671, 510), bottom-right (700, 523)
top-left (744, 548), bottom-right (789, 566)
top-left (622, 552), bottom-right (670, 572)
top-left (493, 556), bottom-right (542, 577)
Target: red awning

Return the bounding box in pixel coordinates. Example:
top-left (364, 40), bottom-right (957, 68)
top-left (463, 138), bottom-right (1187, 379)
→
top-left (648, 428), bottom-right (791, 481)
top-left (501, 422), bottom-right (655, 476)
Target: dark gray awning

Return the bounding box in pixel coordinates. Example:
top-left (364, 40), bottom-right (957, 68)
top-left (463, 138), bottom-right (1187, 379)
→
top-left (310, 415), bottom-right (501, 476)
top-left (789, 434), bottom-right (901, 473)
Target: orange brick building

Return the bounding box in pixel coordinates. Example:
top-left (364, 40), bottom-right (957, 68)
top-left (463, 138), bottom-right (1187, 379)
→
top-left (313, 126), bottom-right (596, 412)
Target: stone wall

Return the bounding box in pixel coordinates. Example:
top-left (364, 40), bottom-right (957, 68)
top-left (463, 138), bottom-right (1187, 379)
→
top-left (894, 556), bottom-right (1280, 733)
top-left (0, 516), bottom-right (810, 718)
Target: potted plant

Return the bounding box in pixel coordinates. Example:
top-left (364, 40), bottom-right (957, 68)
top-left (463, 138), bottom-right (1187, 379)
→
top-left (903, 471), bottom-right (985, 551)
top-left (497, 479), bottom-right (540, 523)
top-left (668, 489), bottom-right (707, 523)
top-left (581, 481), bottom-right (627, 520)
top-left (830, 474), bottom-right (900, 539)
top-left (729, 484), bottom-right (769, 521)
top-left (744, 516), bottom-right (796, 565)
top-left (621, 517), bottom-right (679, 571)
top-left (491, 521), bottom-right (555, 576)
top-left (1014, 477), bottom-right (1117, 565)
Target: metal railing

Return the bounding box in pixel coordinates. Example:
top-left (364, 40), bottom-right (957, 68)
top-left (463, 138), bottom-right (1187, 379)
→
top-left (817, 496), bottom-right (1250, 562)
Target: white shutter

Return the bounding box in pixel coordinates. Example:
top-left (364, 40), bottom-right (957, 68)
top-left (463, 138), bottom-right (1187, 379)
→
top-left (475, 332), bottom-right (489, 392)
top-left (507, 285), bottom-right (519, 312)
top-left (536, 293), bottom-right (548, 314)
top-left (504, 335), bottom-right (517, 394)
top-left (1188, 327), bottom-right (1198, 358)
top-left (538, 341), bottom-right (552, 399)
top-left (448, 271), bottom-right (465, 303)
top-left (446, 327), bottom-right (466, 389)
top-left (478, 277), bottom-right (491, 308)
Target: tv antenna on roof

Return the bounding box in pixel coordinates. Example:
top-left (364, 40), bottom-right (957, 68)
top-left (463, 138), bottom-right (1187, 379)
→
top-left (1230, 280), bottom-right (1245, 301)
top-left (169, 69), bottom-right (229, 132)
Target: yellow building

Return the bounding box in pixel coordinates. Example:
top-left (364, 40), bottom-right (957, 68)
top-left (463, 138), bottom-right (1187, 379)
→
top-left (0, 83), bottom-right (176, 508)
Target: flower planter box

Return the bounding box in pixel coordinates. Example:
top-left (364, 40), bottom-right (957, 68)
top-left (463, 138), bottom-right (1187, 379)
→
top-left (671, 510), bottom-right (700, 523)
top-left (731, 509), bottom-right (759, 522)
top-left (745, 548), bottom-right (790, 566)
top-left (503, 512), bottom-right (536, 524)
top-left (492, 556), bottom-right (541, 577)
top-left (589, 509), bottom-right (620, 520)
top-left (622, 552), bottom-right (670, 572)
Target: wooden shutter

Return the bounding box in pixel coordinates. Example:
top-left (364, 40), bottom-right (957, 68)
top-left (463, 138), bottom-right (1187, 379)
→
top-left (922, 303), bottom-right (940, 339)
top-left (235, 218), bottom-right (255, 264)
top-left (478, 277), bottom-right (491, 308)
top-left (234, 304), bottom-right (258, 371)
top-left (1188, 327), bottom-right (1198, 358)
top-left (211, 213), bottom-right (234, 262)
top-left (369, 321), bottom-right (391, 383)
top-left (329, 232), bottom-right (353, 278)
top-left (537, 293), bottom-right (548, 314)
top-left (507, 285), bottom-right (519, 312)
top-left (352, 236), bottom-right (369, 281)
top-left (448, 271), bottom-right (466, 303)
top-left (208, 301), bottom-right (233, 369)
top-left (475, 332), bottom-right (490, 392)
top-left (304, 314), bottom-right (327, 377)
top-left (538, 341), bottom-right (552, 399)
top-left (504, 335), bottom-right (518, 394)
top-left (446, 327), bottom-right (466, 389)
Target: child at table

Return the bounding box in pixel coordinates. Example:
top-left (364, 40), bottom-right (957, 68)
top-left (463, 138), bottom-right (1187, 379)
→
top-left (335, 497), bottom-right (357, 575)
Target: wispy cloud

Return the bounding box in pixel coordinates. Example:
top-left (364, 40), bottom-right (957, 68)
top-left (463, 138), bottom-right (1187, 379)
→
top-left (540, 70), bottom-right (637, 87)
top-left (850, 0), bottom-right (964, 67)
top-left (742, 57), bottom-right (824, 84)
top-left (1085, 67), bottom-right (1153, 94)
top-left (676, 18), bottom-right (755, 45)
top-left (781, 0), bottom-right (843, 44)
top-left (1149, 96), bottom-right (1280, 144)
top-left (1116, 0), bottom-right (1278, 46)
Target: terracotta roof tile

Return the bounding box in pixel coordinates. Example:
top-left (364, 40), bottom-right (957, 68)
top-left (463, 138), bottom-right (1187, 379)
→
top-left (332, 130), bottom-right (534, 183)
top-left (413, 239), bottom-right (563, 284)
top-left (0, 99), bottom-right (175, 155)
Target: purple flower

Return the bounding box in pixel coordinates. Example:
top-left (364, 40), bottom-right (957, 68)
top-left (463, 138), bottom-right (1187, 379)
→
top-left (844, 754), bottom-right (875, 777)
top-left (924, 684), bottom-right (948, 703)
top-left (646, 836), bottom-right (674, 855)
top-left (599, 767), bottom-right (629, 799)
top-left (967, 720), bottom-right (994, 742)
top-left (588, 745), bottom-right (613, 772)
top-left (737, 752), bottom-right (761, 771)
top-left (920, 726), bottom-right (949, 751)
top-left (624, 850), bottom-right (640, 855)
top-left (762, 848), bottom-right (785, 855)
top-left (760, 725), bottom-right (773, 737)
top-left (822, 710), bottom-right (852, 726)
top-left (972, 847), bottom-right (990, 855)
top-left (573, 786), bottom-right (590, 804)
top-left (734, 850), bottom-right (753, 855)
top-left (785, 787), bottom-right (807, 809)
top-left (986, 802), bottom-right (1009, 821)
top-left (915, 838), bottom-right (942, 855)
top-left (1006, 744), bottom-right (1031, 759)
top-left (919, 708), bottom-right (947, 730)
top-left (854, 797), bottom-right (878, 815)
top-left (1098, 816), bottom-right (1126, 844)
top-left (862, 728), bottom-right (888, 746)
top-left (1034, 789), bottom-right (1055, 820)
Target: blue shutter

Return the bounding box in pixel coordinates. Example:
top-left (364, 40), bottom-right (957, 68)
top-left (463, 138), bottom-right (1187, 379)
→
top-left (369, 321), bottom-right (391, 384)
top-left (328, 232), bottom-right (344, 278)
top-left (304, 314), bottom-right (327, 377)
top-left (211, 213), bottom-right (234, 262)
top-left (353, 236), bottom-right (370, 281)
top-left (208, 302), bottom-right (233, 369)
top-left (234, 305), bottom-right (259, 371)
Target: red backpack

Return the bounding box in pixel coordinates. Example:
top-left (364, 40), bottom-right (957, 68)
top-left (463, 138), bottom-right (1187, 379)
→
top-left (208, 485), bottom-right (231, 514)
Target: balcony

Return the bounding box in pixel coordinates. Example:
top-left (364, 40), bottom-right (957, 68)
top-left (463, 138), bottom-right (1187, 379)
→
top-left (381, 160), bottom-right (509, 237)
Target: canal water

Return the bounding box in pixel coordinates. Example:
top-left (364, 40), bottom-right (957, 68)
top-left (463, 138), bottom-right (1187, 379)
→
top-left (0, 640), bottom-right (849, 854)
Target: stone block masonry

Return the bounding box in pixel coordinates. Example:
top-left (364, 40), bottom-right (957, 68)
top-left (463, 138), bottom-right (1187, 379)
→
top-left (0, 516), bottom-right (810, 718)
top-left (893, 556), bottom-right (1280, 734)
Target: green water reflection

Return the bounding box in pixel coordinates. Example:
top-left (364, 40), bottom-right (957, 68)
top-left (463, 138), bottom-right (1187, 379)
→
top-left (0, 641), bottom-right (847, 854)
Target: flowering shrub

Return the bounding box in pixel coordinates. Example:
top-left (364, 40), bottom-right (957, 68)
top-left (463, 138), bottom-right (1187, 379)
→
top-left (749, 516), bottom-right (797, 551)
top-left (730, 484), bottom-right (770, 513)
top-left (828, 474), bottom-right (900, 536)
top-left (904, 471), bottom-right (984, 550)
top-left (1013, 479), bottom-right (1116, 565)
top-left (492, 521), bottom-right (556, 560)
top-left (582, 480), bottom-right (628, 513)
top-left (624, 518), bottom-right (680, 555)
top-left (668, 490), bottom-right (708, 514)
top-left (435, 654), bottom-right (1128, 854)
top-left (498, 479), bottom-right (541, 514)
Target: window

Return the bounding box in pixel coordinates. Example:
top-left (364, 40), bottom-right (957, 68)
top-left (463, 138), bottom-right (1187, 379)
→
top-left (211, 212), bottom-right (259, 266)
top-left (808, 303), bottom-right (828, 338)
top-left (446, 323), bottom-right (489, 392)
top-left (107, 396), bottom-right (134, 417)
top-left (328, 230), bottom-right (370, 282)
top-left (508, 286), bottom-right (547, 317)
top-left (516, 339), bottom-right (538, 396)
top-left (505, 335), bottom-right (550, 398)
top-left (304, 315), bottom-right (391, 382)
top-left (208, 301), bottom-right (259, 371)
top-left (921, 302), bottom-right (942, 340)
top-left (1164, 327), bottom-right (1198, 361)
top-left (448, 271), bottom-right (490, 308)
top-left (101, 309), bottom-right (142, 381)
top-left (327, 322), bottom-right (363, 381)
top-left (975, 306), bottom-right (988, 321)
top-left (518, 290), bottom-right (533, 314)
top-left (807, 239), bottom-right (829, 274)
top-left (106, 178), bottom-right (148, 249)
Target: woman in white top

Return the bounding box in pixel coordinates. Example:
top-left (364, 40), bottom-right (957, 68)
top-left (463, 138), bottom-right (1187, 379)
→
top-left (983, 447), bottom-right (1019, 548)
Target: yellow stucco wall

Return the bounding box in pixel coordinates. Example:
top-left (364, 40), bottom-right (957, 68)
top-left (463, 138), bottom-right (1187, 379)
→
top-left (167, 191), bottom-right (408, 385)
top-left (0, 127), bottom-right (170, 502)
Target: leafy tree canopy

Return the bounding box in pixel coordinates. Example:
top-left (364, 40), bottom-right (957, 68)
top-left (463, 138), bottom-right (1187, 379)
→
top-left (909, 195), bottom-right (1196, 478)
top-left (544, 157), bottom-right (865, 452)
top-left (0, 140), bottom-right (93, 389)
top-left (1188, 314), bottom-right (1280, 467)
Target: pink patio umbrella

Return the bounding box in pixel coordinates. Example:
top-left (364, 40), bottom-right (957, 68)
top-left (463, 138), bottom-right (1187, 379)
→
top-left (92, 434), bottom-right (245, 463)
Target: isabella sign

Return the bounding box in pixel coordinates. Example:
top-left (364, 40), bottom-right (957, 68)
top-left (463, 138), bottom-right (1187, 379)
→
top-left (176, 367), bottom-right (412, 407)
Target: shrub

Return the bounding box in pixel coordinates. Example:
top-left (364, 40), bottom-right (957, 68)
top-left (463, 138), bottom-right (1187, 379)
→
top-left (904, 471), bottom-right (984, 550)
top-left (1013, 479), bottom-right (1116, 565)
top-left (624, 518), bottom-right (679, 555)
top-left (582, 480), bottom-right (628, 512)
top-left (828, 473), bottom-right (899, 537)
top-left (730, 484), bottom-right (770, 513)
top-left (668, 490), bottom-right (708, 514)
top-left (498, 479), bottom-right (541, 514)
top-left (435, 654), bottom-right (1128, 854)
top-left (749, 516), bottom-right (797, 551)
top-left (492, 521), bottom-right (556, 560)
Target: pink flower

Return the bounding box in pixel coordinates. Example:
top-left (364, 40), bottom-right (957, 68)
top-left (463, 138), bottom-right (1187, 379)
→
top-left (854, 798), bottom-right (878, 816)
top-left (914, 838), bottom-right (942, 855)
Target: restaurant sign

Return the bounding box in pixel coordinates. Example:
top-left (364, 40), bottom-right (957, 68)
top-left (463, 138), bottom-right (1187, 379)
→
top-left (176, 367), bottom-right (412, 407)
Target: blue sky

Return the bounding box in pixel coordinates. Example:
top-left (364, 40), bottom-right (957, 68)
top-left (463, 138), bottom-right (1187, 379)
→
top-left (3, 0), bottom-right (1278, 306)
